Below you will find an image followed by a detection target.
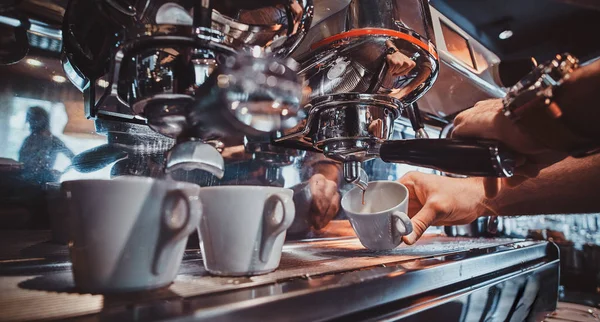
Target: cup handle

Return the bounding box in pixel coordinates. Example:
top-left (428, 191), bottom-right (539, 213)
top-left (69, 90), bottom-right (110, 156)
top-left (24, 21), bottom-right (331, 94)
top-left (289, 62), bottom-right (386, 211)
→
top-left (391, 211), bottom-right (413, 242)
top-left (153, 190), bottom-right (202, 275)
top-left (259, 193), bottom-right (295, 263)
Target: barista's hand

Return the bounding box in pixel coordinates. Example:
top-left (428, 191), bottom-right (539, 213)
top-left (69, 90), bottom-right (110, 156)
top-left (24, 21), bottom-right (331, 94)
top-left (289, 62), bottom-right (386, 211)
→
top-left (368, 119), bottom-right (384, 136)
top-left (385, 40), bottom-right (416, 77)
top-left (221, 145), bottom-right (248, 160)
top-left (452, 99), bottom-right (567, 197)
top-left (398, 171), bottom-right (495, 245)
top-left (308, 173), bottom-right (340, 230)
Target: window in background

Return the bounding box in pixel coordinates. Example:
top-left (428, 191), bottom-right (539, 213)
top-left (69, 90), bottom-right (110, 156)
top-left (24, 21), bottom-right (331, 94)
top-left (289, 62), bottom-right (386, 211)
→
top-left (8, 97), bottom-right (110, 180)
top-left (441, 22), bottom-right (477, 70)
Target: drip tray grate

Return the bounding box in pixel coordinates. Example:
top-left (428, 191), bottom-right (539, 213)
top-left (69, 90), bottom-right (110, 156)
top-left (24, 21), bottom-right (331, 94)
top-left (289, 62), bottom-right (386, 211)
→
top-left (0, 233), bottom-right (519, 322)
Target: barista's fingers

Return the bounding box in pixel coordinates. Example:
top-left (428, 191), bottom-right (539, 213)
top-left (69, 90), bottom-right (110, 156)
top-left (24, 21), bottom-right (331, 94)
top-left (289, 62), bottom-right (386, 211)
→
top-left (514, 162), bottom-right (541, 178)
top-left (402, 204), bottom-right (436, 245)
top-left (483, 177), bottom-right (501, 199)
top-left (309, 178), bottom-right (327, 214)
top-left (390, 57), bottom-right (412, 76)
top-left (310, 179), bottom-right (339, 230)
top-left (398, 180), bottom-right (422, 217)
top-left (396, 59), bottom-right (416, 76)
top-left (452, 123), bottom-right (498, 141)
top-left (503, 175), bottom-right (529, 188)
top-left (387, 63), bottom-right (400, 76)
top-left (313, 214), bottom-right (326, 230)
top-left (323, 180), bottom-right (337, 199)
top-left (319, 192), bottom-right (341, 229)
top-left (393, 65), bottom-right (410, 77)
top-left (398, 175), bottom-right (416, 193)
top-left (387, 55), bottom-right (404, 76)
top-left (314, 204), bottom-right (337, 230)
top-left (315, 180), bottom-right (336, 215)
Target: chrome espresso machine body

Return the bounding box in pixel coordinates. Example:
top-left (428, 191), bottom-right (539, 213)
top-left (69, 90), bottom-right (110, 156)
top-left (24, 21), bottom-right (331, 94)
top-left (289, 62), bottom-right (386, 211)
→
top-left (58, 0), bottom-right (516, 187)
top-left (270, 0), bottom-right (516, 189)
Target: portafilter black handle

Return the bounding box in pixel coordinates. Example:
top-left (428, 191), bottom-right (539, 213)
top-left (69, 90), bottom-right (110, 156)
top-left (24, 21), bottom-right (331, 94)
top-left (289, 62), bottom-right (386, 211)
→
top-left (379, 138), bottom-right (516, 177)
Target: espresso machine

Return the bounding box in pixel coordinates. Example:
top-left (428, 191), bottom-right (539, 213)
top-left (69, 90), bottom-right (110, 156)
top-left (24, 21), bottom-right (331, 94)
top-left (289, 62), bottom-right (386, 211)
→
top-left (56, 0), bottom-right (516, 187)
top-left (0, 1), bottom-right (565, 320)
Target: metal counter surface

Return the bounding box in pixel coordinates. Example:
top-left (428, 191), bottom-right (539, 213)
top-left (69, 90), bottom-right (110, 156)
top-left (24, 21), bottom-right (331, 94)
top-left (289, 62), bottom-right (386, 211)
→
top-left (0, 222), bottom-right (559, 322)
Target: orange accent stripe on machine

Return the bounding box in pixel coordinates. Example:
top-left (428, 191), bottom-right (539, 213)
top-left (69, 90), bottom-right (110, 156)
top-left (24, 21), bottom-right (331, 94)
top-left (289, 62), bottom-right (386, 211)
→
top-left (310, 28), bottom-right (438, 60)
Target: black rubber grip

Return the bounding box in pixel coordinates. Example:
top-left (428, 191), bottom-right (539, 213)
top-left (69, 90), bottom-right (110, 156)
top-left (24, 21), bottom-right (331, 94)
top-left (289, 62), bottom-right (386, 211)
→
top-left (379, 138), bottom-right (516, 177)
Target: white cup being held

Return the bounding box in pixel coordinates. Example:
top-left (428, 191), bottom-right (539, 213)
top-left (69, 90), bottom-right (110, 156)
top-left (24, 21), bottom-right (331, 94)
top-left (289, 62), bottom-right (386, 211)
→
top-left (341, 181), bottom-right (413, 250)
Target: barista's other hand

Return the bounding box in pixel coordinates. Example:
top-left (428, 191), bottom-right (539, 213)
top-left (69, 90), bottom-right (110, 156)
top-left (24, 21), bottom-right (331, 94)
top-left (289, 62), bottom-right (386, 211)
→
top-left (385, 40), bottom-right (416, 77)
top-left (452, 98), bottom-right (568, 197)
top-left (398, 172), bottom-right (495, 245)
top-left (308, 173), bottom-right (340, 230)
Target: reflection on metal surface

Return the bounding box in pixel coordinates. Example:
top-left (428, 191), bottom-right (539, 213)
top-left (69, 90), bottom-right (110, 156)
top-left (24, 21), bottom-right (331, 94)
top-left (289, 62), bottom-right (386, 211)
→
top-left (295, 0), bottom-right (439, 105)
top-left (416, 7), bottom-right (506, 118)
top-left (275, 0), bottom-right (513, 188)
top-left (58, 0), bottom-right (314, 177)
top-left (299, 32), bottom-right (437, 104)
top-left (61, 0), bottom-right (314, 90)
top-left (440, 21), bottom-right (477, 70)
top-left (444, 217), bottom-right (502, 238)
top-left (547, 302), bottom-right (600, 322)
top-left (0, 12), bottom-right (30, 65)
top-left (280, 0), bottom-right (441, 176)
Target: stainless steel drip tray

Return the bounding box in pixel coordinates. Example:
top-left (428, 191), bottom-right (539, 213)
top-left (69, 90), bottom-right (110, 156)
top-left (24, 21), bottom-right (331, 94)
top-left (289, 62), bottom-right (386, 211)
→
top-left (0, 229), bottom-right (558, 322)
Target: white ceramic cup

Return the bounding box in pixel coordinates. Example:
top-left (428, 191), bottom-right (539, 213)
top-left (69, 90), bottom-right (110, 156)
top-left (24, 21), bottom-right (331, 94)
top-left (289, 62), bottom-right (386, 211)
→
top-left (341, 181), bottom-right (413, 250)
top-left (61, 176), bottom-right (202, 293)
top-left (198, 186), bottom-right (295, 276)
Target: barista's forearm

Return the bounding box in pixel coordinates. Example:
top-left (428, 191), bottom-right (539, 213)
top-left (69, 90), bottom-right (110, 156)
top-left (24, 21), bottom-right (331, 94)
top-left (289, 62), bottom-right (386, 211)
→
top-left (557, 58), bottom-right (600, 139)
top-left (486, 154), bottom-right (600, 216)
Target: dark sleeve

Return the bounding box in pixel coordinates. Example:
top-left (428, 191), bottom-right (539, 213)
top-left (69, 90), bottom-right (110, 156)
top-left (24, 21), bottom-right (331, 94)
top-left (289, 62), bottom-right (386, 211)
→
top-left (18, 137), bottom-right (31, 162)
top-left (53, 137), bottom-right (75, 160)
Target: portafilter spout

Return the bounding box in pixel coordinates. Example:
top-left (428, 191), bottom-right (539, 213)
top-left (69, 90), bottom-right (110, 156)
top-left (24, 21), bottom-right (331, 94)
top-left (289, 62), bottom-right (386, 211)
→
top-left (343, 161), bottom-right (369, 191)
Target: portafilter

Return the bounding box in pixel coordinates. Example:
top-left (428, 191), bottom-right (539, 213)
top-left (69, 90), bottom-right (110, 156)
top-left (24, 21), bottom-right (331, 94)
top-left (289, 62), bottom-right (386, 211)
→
top-left (273, 93), bottom-right (516, 188)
